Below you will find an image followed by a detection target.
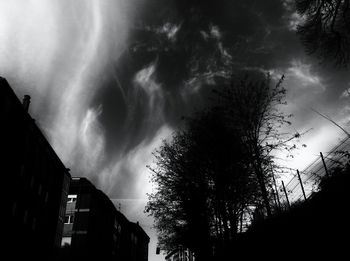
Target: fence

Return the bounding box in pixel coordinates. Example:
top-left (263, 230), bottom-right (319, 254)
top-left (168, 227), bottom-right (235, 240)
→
top-left (277, 136), bottom-right (350, 208)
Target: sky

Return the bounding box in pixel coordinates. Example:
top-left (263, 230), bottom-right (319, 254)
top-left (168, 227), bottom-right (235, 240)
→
top-left (0, 1), bottom-right (349, 260)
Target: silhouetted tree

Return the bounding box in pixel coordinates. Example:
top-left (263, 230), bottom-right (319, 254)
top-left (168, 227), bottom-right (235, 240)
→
top-left (296, 0), bottom-right (350, 67)
top-left (215, 72), bottom-right (300, 217)
top-left (145, 129), bottom-right (213, 260)
top-left (146, 105), bottom-right (266, 259)
top-left (183, 108), bottom-right (261, 251)
top-left (146, 72), bottom-right (300, 259)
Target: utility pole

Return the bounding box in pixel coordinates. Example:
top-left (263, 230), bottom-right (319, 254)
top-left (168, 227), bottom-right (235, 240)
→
top-left (297, 169), bottom-right (307, 201)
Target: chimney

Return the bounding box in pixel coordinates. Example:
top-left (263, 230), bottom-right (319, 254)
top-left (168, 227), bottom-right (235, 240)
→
top-left (22, 95), bottom-right (31, 112)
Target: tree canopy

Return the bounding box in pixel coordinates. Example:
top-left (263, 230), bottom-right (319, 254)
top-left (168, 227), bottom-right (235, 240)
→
top-left (145, 72), bottom-right (301, 260)
top-left (296, 0), bottom-right (350, 67)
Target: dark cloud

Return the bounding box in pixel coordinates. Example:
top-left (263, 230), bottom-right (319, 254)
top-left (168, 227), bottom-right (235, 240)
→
top-left (1, 2), bottom-right (349, 260)
top-left (89, 0), bottom-right (349, 197)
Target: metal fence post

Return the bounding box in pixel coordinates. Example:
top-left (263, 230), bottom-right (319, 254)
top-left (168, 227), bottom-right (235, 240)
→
top-left (297, 169), bottom-right (307, 201)
top-left (272, 175), bottom-right (281, 210)
top-left (320, 152), bottom-right (330, 178)
top-left (281, 181), bottom-right (290, 209)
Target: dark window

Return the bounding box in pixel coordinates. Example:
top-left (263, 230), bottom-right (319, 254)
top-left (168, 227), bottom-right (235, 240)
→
top-left (64, 215), bottom-right (70, 224)
top-left (30, 176), bottom-right (35, 189)
top-left (38, 184), bottom-right (42, 196)
top-left (12, 202), bottom-right (17, 216)
top-left (74, 212), bottom-right (89, 230)
top-left (32, 218), bottom-right (36, 231)
top-left (23, 210), bottom-right (28, 224)
top-left (45, 192), bottom-right (49, 203)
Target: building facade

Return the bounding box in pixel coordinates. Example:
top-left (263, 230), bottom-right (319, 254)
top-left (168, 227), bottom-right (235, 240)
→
top-left (129, 221), bottom-right (151, 261)
top-left (61, 177), bottom-right (150, 261)
top-left (1, 77), bottom-right (71, 260)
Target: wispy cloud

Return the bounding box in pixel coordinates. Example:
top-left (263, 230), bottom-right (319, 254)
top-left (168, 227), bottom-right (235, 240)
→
top-left (100, 124), bottom-right (172, 199)
top-left (0, 0), bottom-right (128, 175)
top-left (287, 60), bottom-right (323, 88)
top-left (340, 87), bottom-right (350, 99)
top-left (78, 105), bottom-right (105, 174)
top-left (133, 61), bottom-right (165, 124)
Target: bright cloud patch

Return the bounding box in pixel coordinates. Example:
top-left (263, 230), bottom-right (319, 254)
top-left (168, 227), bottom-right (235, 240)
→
top-left (135, 62), bottom-right (159, 94)
top-left (134, 62), bottom-right (165, 123)
top-left (287, 12), bottom-right (303, 31)
top-left (287, 60), bottom-right (322, 87)
top-left (78, 105), bottom-right (105, 174)
top-left (210, 25), bottom-right (222, 39)
top-left (340, 87), bottom-right (350, 98)
top-left (160, 23), bottom-right (180, 40)
top-left (102, 124), bottom-right (172, 198)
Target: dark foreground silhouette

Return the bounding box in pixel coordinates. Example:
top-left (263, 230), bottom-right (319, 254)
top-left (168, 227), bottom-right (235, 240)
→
top-left (229, 166), bottom-right (350, 260)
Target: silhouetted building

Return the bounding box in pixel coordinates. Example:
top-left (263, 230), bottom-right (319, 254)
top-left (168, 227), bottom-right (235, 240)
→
top-left (129, 221), bottom-right (150, 261)
top-left (1, 77), bottom-right (71, 260)
top-left (61, 177), bottom-right (150, 261)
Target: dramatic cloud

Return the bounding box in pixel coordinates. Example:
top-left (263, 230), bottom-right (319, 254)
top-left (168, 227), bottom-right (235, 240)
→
top-left (1, 1), bottom-right (349, 260)
top-left (0, 0), bottom-right (129, 177)
top-left (77, 105), bottom-right (105, 174)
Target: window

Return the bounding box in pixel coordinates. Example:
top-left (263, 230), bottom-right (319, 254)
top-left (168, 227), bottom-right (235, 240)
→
top-left (32, 218), bottom-right (36, 231)
top-left (12, 202), bottom-right (17, 216)
top-left (114, 220), bottom-right (119, 230)
top-left (23, 210), bottom-right (28, 224)
top-left (30, 176), bottom-right (35, 189)
top-left (61, 237), bottom-right (72, 247)
top-left (45, 192), bottom-right (49, 203)
top-left (130, 233), bottom-right (137, 244)
top-left (67, 195), bottom-right (77, 203)
top-left (20, 165), bottom-right (25, 178)
top-left (38, 184), bottom-right (42, 196)
top-left (64, 215), bottom-right (74, 224)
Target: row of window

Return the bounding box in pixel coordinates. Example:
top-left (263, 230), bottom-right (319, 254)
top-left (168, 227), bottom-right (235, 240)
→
top-left (64, 195), bottom-right (78, 224)
top-left (12, 202), bottom-right (37, 231)
top-left (19, 165), bottom-right (50, 203)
